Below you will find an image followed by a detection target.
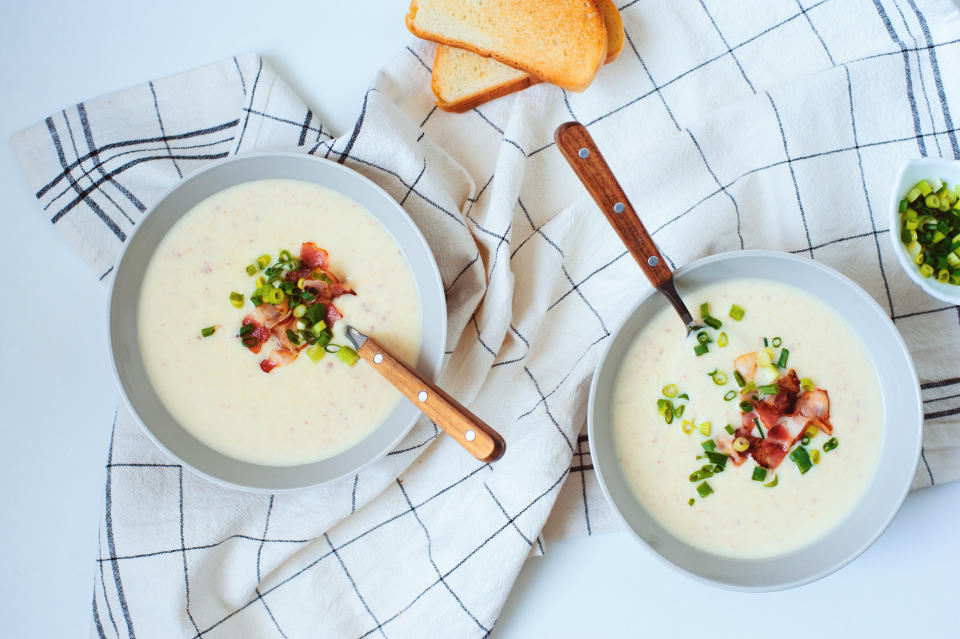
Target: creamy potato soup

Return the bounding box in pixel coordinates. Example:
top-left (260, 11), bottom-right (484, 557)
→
top-left (612, 279), bottom-right (882, 559)
top-left (139, 179), bottom-right (422, 466)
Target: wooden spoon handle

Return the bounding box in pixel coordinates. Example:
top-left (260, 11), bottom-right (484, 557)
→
top-left (356, 337), bottom-right (505, 462)
top-left (554, 121), bottom-right (673, 289)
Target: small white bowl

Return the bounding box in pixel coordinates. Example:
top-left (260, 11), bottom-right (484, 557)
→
top-left (888, 158), bottom-right (960, 303)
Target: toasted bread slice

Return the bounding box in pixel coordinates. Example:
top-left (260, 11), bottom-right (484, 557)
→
top-left (407, 0), bottom-right (607, 92)
top-left (431, 0), bottom-right (624, 113)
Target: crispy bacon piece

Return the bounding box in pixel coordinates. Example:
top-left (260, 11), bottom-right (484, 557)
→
top-left (251, 301), bottom-right (291, 330)
top-left (796, 388), bottom-right (833, 433)
top-left (240, 316), bottom-right (272, 354)
top-left (753, 438), bottom-right (788, 469)
top-left (260, 348), bottom-right (297, 373)
top-left (717, 436), bottom-right (749, 466)
top-left (300, 242), bottom-right (329, 270)
top-left (751, 401), bottom-right (781, 432)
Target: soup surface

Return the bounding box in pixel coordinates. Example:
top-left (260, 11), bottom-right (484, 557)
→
top-left (612, 278), bottom-right (882, 559)
top-left (139, 179), bottom-right (422, 466)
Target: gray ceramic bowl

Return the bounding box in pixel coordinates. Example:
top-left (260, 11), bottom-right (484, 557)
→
top-left (589, 250), bottom-right (922, 590)
top-left (108, 152), bottom-right (446, 491)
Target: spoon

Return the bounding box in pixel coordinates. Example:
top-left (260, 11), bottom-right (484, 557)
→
top-left (345, 325), bottom-right (506, 462)
top-left (554, 122), bottom-right (702, 336)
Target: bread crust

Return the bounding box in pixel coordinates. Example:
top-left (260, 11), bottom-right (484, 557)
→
top-left (407, 0), bottom-right (607, 92)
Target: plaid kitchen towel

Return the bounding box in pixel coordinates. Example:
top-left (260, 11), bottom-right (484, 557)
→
top-left (11, 0), bottom-right (960, 636)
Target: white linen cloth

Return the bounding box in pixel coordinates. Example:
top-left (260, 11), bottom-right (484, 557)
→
top-left (11, 0), bottom-right (960, 636)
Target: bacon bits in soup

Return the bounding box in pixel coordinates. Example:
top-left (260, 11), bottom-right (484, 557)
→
top-left (612, 279), bottom-right (882, 559)
top-left (138, 179), bottom-right (422, 467)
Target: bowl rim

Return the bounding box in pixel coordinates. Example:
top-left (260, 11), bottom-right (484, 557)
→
top-left (107, 151), bottom-right (447, 492)
top-left (588, 249), bottom-right (923, 591)
top-left (887, 157), bottom-right (960, 304)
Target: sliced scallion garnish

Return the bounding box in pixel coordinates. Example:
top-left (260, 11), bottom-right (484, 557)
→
top-left (729, 304), bottom-right (745, 321)
top-left (739, 400), bottom-right (753, 413)
top-left (723, 390), bottom-right (736, 401)
top-left (823, 437), bottom-right (839, 453)
top-left (703, 316), bottom-right (722, 330)
top-left (701, 440), bottom-right (716, 452)
top-left (724, 424), bottom-right (735, 435)
top-left (246, 264), bottom-right (258, 276)
top-left (696, 482), bottom-right (714, 498)
top-left (789, 446), bottom-right (812, 474)
top-left (733, 370), bottom-right (745, 387)
top-left (764, 474), bottom-right (778, 488)
top-left (694, 343), bottom-right (709, 357)
top-left (229, 291), bottom-right (244, 308)
top-left (717, 332), bottom-right (728, 347)
top-left (777, 348), bottom-right (789, 368)
top-left (337, 345), bottom-right (360, 366)
top-left (201, 326), bottom-right (216, 338)
top-left (662, 384), bottom-right (678, 397)
top-left (751, 467), bottom-right (767, 482)
top-left (771, 336), bottom-right (782, 348)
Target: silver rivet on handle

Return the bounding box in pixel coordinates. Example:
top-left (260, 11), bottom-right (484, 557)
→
top-left (417, 391), bottom-right (428, 402)
top-left (578, 148), bottom-right (589, 159)
top-left (373, 353), bottom-right (383, 364)
top-left (465, 430), bottom-right (476, 442)
top-left (613, 202), bottom-right (625, 214)
top-left (648, 256), bottom-right (659, 267)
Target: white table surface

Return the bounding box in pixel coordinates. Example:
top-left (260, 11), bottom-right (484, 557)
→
top-left (1, 2), bottom-right (958, 637)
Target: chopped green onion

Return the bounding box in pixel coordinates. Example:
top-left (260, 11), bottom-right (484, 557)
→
top-left (926, 194), bottom-right (941, 209)
top-left (681, 420), bottom-right (695, 434)
top-left (764, 474), bottom-right (779, 488)
top-left (723, 390), bottom-right (737, 401)
top-left (729, 304), bottom-right (745, 321)
top-left (906, 186), bottom-right (922, 202)
top-left (733, 370), bottom-right (745, 387)
top-left (201, 326), bottom-right (216, 338)
top-left (724, 424), bottom-right (735, 435)
top-left (752, 467), bottom-right (767, 482)
top-left (823, 437), bottom-right (839, 453)
top-left (696, 331), bottom-right (711, 345)
top-left (694, 343), bottom-right (709, 357)
top-left (899, 198), bottom-right (908, 213)
top-left (811, 449), bottom-right (821, 465)
top-left (664, 404), bottom-right (675, 424)
top-left (920, 263), bottom-right (935, 278)
top-left (699, 302), bottom-right (710, 318)
top-left (295, 319), bottom-right (307, 331)
top-left (938, 269), bottom-right (951, 283)
top-left (789, 446), bottom-right (812, 474)
top-left (698, 421), bottom-right (711, 436)
top-left (337, 346), bottom-right (360, 366)
top-left (777, 348), bottom-right (789, 368)
top-left (306, 344), bottom-right (325, 362)
top-left (733, 437), bottom-right (750, 452)
top-left (757, 383), bottom-right (779, 396)
top-left (739, 400), bottom-right (753, 413)
top-left (763, 337), bottom-right (769, 347)
top-left (800, 377), bottom-right (815, 392)
top-left (688, 498), bottom-right (695, 506)
top-left (292, 304), bottom-right (307, 319)
top-left (711, 371), bottom-right (727, 385)
top-left (701, 440), bottom-right (716, 452)
top-left (674, 405), bottom-right (685, 418)
top-left (278, 249), bottom-right (293, 263)
top-left (917, 179), bottom-right (933, 196)
top-left (804, 425), bottom-right (819, 439)
top-left (657, 399), bottom-right (673, 415)
top-left (285, 329), bottom-right (301, 346)
top-left (246, 264), bottom-right (258, 276)
top-left (662, 384), bottom-right (678, 397)
top-left (239, 324), bottom-right (254, 338)
top-left (754, 418), bottom-right (764, 439)
top-left (311, 320), bottom-right (327, 336)
top-left (267, 288), bottom-right (285, 304)
top-left (703, 315), bottom-right (722, 330)
top-left (696, 481), bottom-right (714, 498)
top-left (771, 336), bottom-right (782, 348)
top-left (800, 436), bottom-right (810, 446)
top-left (257, 254), bottom-right (271, 269)
top-left (324, 343), bottom-right (340, 353)
top-left (229, 291), bottom-right (244, 308)
top-left (717, 332), bottom-right (728, 347)
top-left (677, 393), bottom-right (689, 400)
top-left (689, 468), bottom-right (713, 482)
top-left (705, 451), bottom-right (729, 467)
